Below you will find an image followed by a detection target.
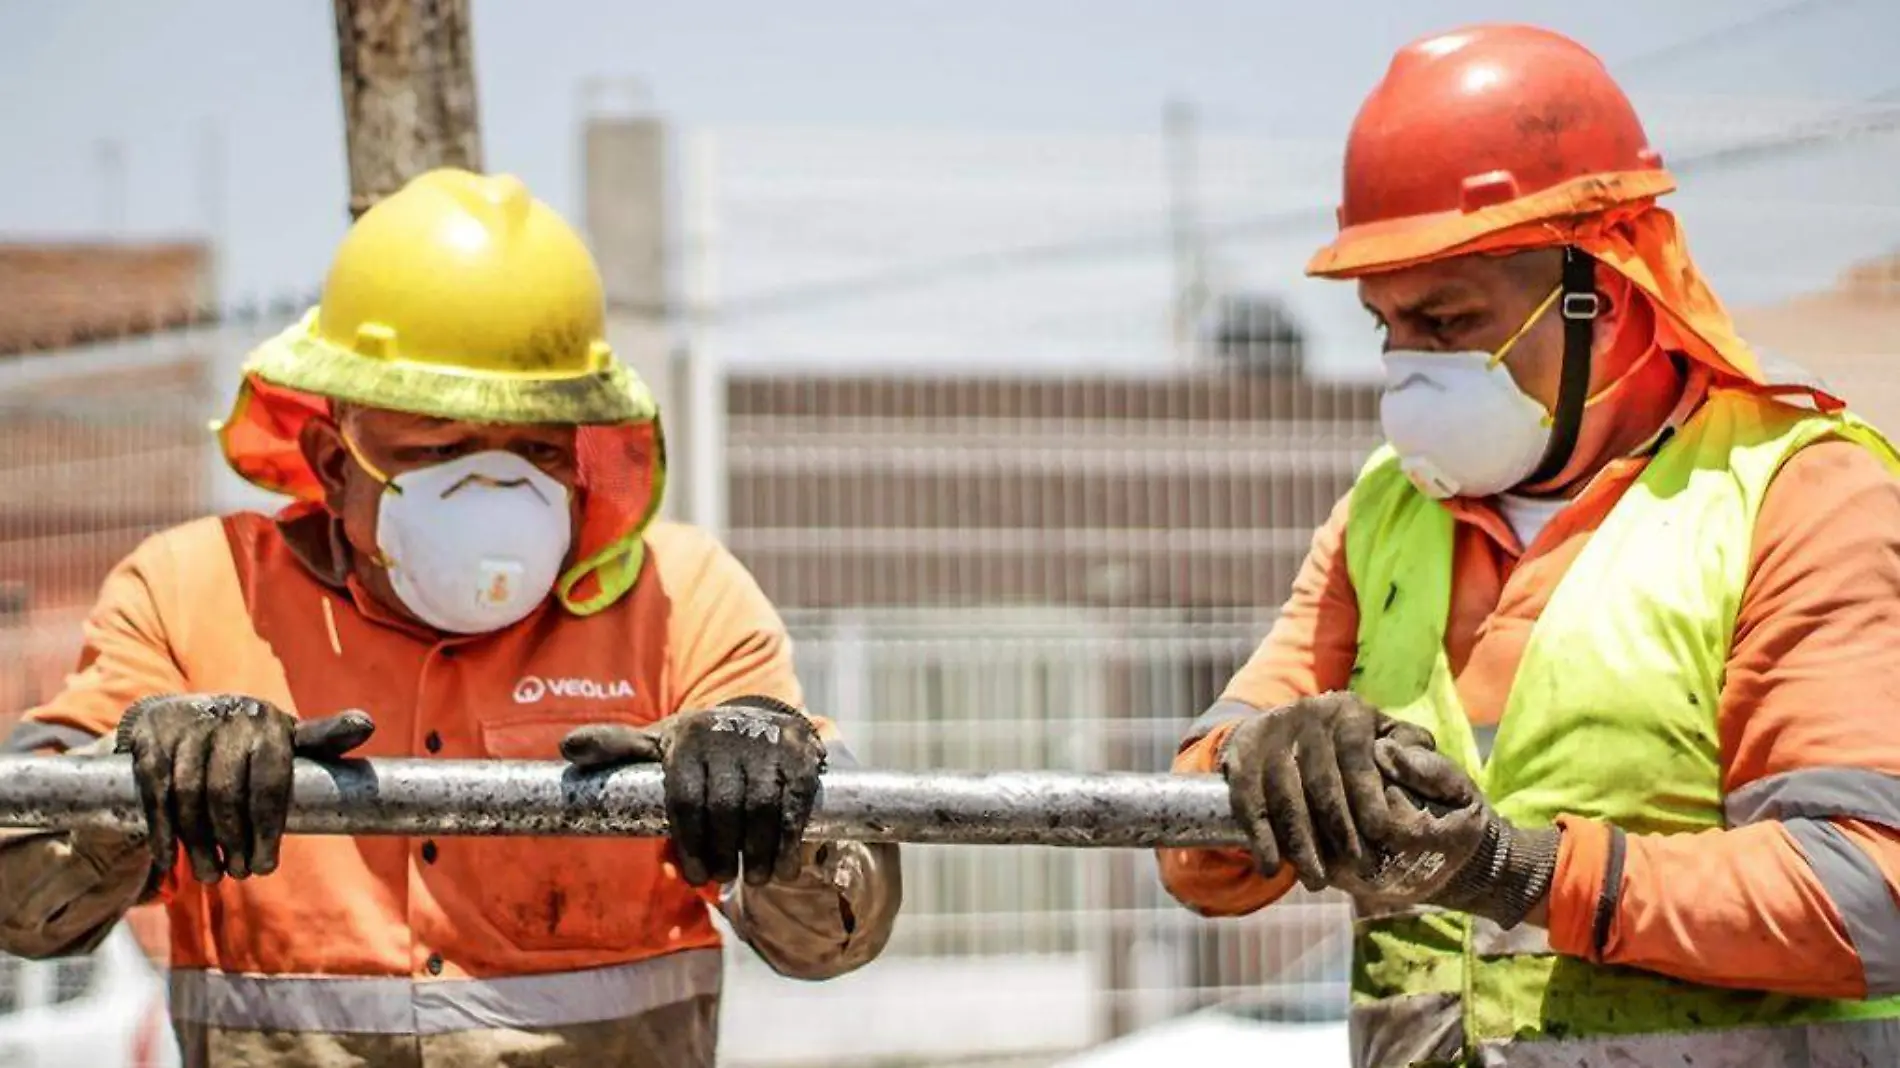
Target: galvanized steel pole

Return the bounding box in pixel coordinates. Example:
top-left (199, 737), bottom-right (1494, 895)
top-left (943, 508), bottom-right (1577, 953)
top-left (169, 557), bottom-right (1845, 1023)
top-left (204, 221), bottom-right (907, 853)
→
top-left (0, 756), bottom-right (1246, 850)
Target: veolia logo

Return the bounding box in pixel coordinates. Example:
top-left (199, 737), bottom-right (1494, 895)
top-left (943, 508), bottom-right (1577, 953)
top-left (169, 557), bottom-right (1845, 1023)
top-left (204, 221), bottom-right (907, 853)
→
top-left (512, 675), bottom-right (636, 704)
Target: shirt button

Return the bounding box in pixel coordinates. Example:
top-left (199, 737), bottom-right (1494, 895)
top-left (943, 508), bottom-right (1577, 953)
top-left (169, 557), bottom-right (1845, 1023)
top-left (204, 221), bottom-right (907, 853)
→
top-left (421, 841), bottom-right (438, 864)
top-left (426, 954), bottom-right (443, 976)
top-left (667, 925), bottom-right (683, 942)
top-left (425, 731), bottom-right (442, 754)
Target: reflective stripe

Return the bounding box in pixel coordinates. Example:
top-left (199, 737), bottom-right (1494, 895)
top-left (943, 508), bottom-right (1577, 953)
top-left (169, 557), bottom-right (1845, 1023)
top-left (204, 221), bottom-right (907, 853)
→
top-left (169, 949), bottom-right (722, 1035)
top-left (172, 971), bottom-right (412, 1034)
top-left (2, 721), bottom-right (100, 754)
top-left (1726, 768), bottom-right (1900, 993)
top-left (1359, 911), bottom-right (1900, 1047)
top-left (1349, 991), bottom-right (1462, 1068)
top-left (1183, 700), bottom-right (1260, 746)
top-left (1473, 1015), bottom-right (1900, 1067)
top-left (1783, 819), bottom-right (1900, 996)
top-left (1726, 768), bottom-right (1900, 829)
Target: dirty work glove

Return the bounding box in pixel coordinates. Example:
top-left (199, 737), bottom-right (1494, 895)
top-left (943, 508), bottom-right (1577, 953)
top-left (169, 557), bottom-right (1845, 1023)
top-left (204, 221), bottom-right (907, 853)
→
top-left (561, 696), bottom-right (827, 888)
top-left (1355, 738), bottom-right (1560, 929)
top-left (1220, 692), bottom-right (1439, 891)
top-left (115, 696), bottom-right (374, 884)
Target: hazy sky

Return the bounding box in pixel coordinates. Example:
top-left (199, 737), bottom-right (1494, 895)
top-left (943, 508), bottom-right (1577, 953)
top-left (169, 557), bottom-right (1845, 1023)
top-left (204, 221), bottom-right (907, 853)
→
top-left (0, 0), bottom-right (1894, 305)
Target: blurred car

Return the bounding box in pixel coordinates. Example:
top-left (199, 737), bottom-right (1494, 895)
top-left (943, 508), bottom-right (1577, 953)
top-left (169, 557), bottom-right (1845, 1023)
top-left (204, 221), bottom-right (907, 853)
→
top-left (1054, 991), bottom-right (1350, 1068)
top-left (0, 924), bottom-right (178, 1068)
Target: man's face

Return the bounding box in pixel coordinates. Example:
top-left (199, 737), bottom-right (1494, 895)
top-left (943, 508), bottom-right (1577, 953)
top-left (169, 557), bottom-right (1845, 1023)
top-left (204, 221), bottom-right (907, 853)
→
top-left (299, 406), bottom-right (583, 611)
top-left (1359, 249), bottom-right (1570, 408)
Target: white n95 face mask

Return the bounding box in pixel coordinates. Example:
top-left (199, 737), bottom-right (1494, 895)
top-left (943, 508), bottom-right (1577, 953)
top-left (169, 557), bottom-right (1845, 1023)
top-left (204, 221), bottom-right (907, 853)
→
top-left (1379, 286), bottom-right (1561, 500)
top-left (349, 444), bottom-right (574, 635)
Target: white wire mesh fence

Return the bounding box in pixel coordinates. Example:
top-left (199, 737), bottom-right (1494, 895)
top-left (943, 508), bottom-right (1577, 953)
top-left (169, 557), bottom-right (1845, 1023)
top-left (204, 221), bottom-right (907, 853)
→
top-left (0, 313), bottom-right (292, 723)
top-left (714, 367), bottom-right (1374, 1066)
top-left (718, 608), bottom-right (1353, 1067)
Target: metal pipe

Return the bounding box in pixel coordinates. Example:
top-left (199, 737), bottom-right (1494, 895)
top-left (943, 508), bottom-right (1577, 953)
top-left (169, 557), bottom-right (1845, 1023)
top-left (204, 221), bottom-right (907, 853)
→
top-left (0, 756), bottom-right (1247, 850)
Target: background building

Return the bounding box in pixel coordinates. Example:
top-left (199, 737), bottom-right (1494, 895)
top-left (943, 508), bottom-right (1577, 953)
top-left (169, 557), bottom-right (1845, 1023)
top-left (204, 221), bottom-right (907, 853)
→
top-left (0, 242), bottom-right (224, 713)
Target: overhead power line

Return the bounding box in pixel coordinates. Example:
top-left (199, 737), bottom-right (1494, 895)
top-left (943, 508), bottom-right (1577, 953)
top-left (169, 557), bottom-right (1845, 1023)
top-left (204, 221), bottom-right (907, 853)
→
top-left (1672, 86), bottom-right (1900, 175)
top-left (706, 0), bottom-right (1892, 323)
top-left (710, 92), bottom-right (1899, 324)
top-left (575, 3), bottom-right (1886, 324)
top-left (1610, 0), bottom-right (1855, 79)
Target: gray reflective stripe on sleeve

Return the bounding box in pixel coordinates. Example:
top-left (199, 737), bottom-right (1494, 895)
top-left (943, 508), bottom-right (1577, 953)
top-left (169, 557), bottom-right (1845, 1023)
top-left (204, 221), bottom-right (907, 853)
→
top-left (169, 948), bottom-right (723, 1035)
top-left (1350, 991), bottom-right (1463, 1068)
top-left (1183, 700), bottom-right (1262, 747)
top-left (1726, 767), bottom-right (1900, 829)
top-left (1474, 1016), bottom-right (1900, 1067)
top-left (2, 721), bottom-right (101, 754)
top-left (1781, 818), bottom-right (1900, 996)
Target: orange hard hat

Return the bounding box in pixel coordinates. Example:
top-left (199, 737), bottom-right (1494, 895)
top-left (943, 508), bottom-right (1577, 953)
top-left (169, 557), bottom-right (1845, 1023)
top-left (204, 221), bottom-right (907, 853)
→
top-left (1307, 23), bottom-right (1794, 393)
top-left (1314, 24), bottom-right (1674, 277)
top-left (1335, 24), bottom-right (1664, 257)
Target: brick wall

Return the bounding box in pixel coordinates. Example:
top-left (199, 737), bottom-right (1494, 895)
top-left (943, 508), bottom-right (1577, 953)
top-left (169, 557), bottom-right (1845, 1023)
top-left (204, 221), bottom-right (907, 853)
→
top-left (0, 352), bottom-right (213, 720)
top-left (0, 240), bottom-right (218, 722)
top-left (0, 243), bottom-right (212, 355)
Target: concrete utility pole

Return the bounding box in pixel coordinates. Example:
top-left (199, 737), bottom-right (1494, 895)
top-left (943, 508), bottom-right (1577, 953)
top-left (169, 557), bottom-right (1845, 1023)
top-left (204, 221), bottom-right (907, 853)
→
top-left (1164, 97), bottom-right (1209, 364)
top-left (578, 79), bottom-right (704, 528)
top-left (332, 0), bottom-right (483, 219)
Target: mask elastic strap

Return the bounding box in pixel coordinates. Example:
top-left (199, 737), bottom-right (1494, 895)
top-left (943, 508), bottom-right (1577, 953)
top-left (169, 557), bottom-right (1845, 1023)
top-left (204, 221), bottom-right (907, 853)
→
top-left (1523, 247), bottom-right (1598, 486)
top-left (336, 432), bottom-right (398, 569)
top-left (1487, 285), bottom-right (1563, 369)
top-left (339, 432), bottom-right (402, 496)
top-left (1581, 341), bottom-right (1662, 411)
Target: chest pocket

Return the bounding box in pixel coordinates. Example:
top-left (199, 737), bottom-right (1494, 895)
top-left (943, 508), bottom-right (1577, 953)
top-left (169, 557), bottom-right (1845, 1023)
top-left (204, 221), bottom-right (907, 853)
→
top-left (438, 712), bottom-right (671, 952)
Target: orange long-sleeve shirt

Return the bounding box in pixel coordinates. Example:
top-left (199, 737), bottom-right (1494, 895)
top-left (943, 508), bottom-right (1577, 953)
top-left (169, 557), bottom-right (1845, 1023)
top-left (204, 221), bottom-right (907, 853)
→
top-left (1161, 431), bottom-right (1900, 1000)
top-left (0, 512), bottom-right (902, 1066)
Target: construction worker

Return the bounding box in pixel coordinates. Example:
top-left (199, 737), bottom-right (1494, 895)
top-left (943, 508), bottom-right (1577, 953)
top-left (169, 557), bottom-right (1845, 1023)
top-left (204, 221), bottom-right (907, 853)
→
top-left (0, 169), bottom-right (900, 1067)
top-left (1160, 24), bottom-right (1900, 1068)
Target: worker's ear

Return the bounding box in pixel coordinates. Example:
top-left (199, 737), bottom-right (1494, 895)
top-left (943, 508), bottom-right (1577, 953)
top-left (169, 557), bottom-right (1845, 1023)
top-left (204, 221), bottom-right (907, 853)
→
top-left (1588, 270), bottom-right (1633, 361)
top-left (299, 413), bottom-right (353, 515)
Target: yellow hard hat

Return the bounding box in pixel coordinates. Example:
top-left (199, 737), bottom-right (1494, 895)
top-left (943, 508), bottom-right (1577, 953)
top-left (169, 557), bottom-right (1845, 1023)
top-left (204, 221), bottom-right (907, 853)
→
top-left (218, 170), bottom-right (666, 617)
top-left (238, 168), bottom-right (654, 426)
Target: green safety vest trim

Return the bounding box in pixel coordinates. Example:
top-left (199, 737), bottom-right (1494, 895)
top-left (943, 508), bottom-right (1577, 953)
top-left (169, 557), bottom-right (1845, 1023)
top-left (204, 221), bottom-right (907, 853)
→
top-left (1341, 388), bottom-right (1900, 1061)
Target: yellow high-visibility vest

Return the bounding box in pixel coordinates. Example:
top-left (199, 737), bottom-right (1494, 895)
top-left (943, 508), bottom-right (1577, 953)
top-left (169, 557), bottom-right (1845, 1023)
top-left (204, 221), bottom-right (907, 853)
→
top-left (1342, 387), bottom-right (1900, 1067)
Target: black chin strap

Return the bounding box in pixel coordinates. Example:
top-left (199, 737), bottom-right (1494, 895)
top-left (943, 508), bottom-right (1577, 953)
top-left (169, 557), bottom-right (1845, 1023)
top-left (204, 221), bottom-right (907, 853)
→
top-left (1523, 247), bottom-right (1599, 487)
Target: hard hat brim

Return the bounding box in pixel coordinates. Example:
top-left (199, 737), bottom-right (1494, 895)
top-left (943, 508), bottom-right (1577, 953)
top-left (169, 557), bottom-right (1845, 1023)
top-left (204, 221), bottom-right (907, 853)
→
top-left (1307, 170), bottom-right (1677, 280)
top-left (215, 319), bottom-right (670, 619)
top-left (244, 311), bottom-right (657, 427)
top-left (1302, 173), bottom-right (1821, 395)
